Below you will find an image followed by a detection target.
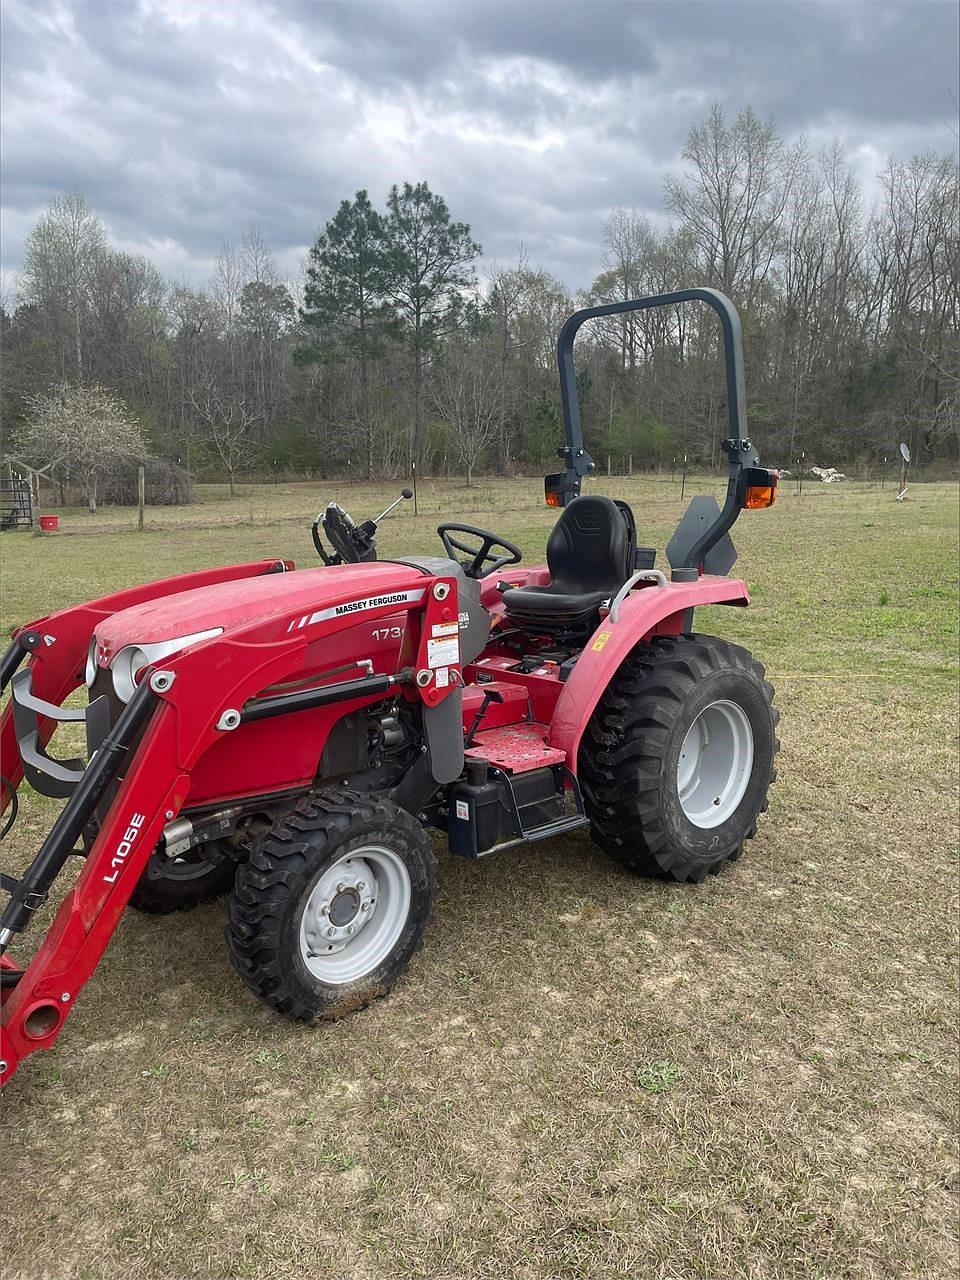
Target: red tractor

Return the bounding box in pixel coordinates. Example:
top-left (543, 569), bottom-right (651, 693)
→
top-left (0, 290), bottom-right (779, 1085)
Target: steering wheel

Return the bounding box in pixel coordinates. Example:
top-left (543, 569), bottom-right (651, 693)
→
top-left (437, 522), bottom-right (522, 579)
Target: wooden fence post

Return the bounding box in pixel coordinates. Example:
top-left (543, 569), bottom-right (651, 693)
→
top-left (137, 465), bottom-right (145, 530)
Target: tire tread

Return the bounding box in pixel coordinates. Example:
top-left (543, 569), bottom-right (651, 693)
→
top-left (579, 634), bottom-right (779, 882)
top-left (227, 787), bottom-right (437, 1021)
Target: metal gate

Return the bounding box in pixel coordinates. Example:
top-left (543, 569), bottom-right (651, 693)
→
top-left (0, 476), bottom-right (33, 529)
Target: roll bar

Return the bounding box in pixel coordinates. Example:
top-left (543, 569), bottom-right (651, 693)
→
top-left (549, 288), bottom-right (768, 570)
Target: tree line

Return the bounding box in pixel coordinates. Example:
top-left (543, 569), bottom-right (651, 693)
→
top-left (2, 104), bottom-right (957, 500)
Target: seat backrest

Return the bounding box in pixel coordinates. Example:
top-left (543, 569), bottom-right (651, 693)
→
top-left (613, 499), bottom-right (637, 573)
top-left (546, 495), bottom-right (631, 593)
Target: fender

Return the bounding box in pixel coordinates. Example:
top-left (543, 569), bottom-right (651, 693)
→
top-left (549, 575), bottom-right (750, 768)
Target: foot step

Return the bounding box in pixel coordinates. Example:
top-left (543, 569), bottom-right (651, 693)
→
top-left (464, 722), bottom-right (566, 773)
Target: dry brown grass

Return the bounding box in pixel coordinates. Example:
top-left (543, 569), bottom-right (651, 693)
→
top-left (1, 476), bottom-right (957, 1280)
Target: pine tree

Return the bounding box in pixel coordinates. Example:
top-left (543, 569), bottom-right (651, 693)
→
top-left (383, 182), bottom-right (481, 470)
top-left (299, 191), bottom-right (394, 476)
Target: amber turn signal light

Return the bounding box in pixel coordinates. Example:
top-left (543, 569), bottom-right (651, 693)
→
top-left (544, 472), bottom-right (579, 507)
top-left (744, 476), bottom-right (777, 509)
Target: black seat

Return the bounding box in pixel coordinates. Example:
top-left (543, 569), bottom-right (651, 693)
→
top-left (502, 496), bottom-right (632, 636)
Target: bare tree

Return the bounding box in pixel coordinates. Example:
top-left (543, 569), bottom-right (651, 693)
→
top-left (486, 248), bottom-right (535, 471)
top-left (211, 241), bottom-right (244, 385)
top-left (239, 277), bottom-right (295, 430)
top-left (16, 383), bottom-right (147, 512)
top-left (895, 155), bottom-right (960, 453)
top-left (87, 249), bottom-right (167, 401)
top-left (596, 209), bottom-right (663, 370)
top-left (168, 284), bottom-right (217, 432)
top-left (189, 377), bottom-right (263, 496)
top-left (433, 338), bottom-right (502, 486)
top-left (664, 105), bottom-right (802, 307)
top-left (19, 193), bottom-right (107, 382)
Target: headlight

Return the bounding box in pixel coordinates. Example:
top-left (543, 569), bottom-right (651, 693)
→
top-left (84, 636), bottom-right (98, 688)
top-left (109, 628), bottom-right (223, 702)
top-left (110, 646), bottom-right (150, 703)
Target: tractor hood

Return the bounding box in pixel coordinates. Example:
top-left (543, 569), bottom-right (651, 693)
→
top-left (92, 562), bottom-right (430, 670)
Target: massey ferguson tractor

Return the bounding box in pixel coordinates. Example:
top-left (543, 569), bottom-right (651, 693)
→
top-left (0, 290), bottom-right (779, 1085)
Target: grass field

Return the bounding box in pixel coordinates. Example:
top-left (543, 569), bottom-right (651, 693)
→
top-left (1, 475), bottom-right (958, 1280)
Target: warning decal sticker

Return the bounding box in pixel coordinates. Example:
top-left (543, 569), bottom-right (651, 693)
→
top-left (427, 634), bottom-right (459, 669)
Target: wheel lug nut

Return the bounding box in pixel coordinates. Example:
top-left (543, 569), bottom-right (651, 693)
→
top-left (337, 882), bottom-right (346, 892)
top-left (326, 926), bottom-right (336, 938)
top-left (347, 924), bottom-right (356, 935)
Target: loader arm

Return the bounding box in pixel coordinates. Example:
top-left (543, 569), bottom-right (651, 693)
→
top-left (1, 568), bottom-right (461, 1085)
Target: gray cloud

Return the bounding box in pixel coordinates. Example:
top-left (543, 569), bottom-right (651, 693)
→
top-left (1, 0), bottom-right (956, 294)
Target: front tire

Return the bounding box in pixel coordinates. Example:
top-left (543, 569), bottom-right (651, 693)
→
top-left (227, 789), bottom-right (437, 1021)
top-left (580, 634), bottom-right (779, 882)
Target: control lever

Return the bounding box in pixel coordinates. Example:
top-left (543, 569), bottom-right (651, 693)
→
top-left (312, 488), bottom-right (412, 565)
top-left (464, 688), bottom-right (504, 748)
top-left (370, 488), bottom-right (413, 526)
top-left (350, 488), bottom-right (413, 558)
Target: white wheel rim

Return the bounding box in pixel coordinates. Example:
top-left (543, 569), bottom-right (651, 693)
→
top-left (677, 699), bottom-right (754, 829)
top-left (298, 845), bottom-right (411, 985)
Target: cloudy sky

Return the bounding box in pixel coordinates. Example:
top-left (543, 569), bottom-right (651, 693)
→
top-left (1, 0), bottom-right (957, 295)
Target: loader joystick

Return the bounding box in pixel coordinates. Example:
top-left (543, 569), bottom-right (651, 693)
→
top-left (321, 502), bottom-right (373, 564)
top-left (312, 488), bottom-right (413, 565)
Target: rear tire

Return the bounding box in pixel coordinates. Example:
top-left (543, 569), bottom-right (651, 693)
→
top-left (579, 634), bottom-right (779, 882)
top-left (227, 789), bottom-right (437, 1021)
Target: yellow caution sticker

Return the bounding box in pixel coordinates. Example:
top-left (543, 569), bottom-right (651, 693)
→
top-left (591, 631), bottom-right (611, 652)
